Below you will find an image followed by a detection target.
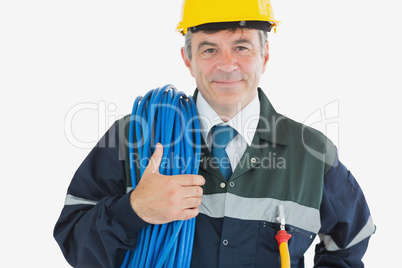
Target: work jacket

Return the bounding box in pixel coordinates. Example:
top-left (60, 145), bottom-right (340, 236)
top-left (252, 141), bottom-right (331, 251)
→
top-left (54, 88), bottom-right (375, 267)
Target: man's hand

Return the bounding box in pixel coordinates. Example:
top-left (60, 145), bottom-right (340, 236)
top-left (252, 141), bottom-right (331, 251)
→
top-left (130, 143), bottom-right (205, 224)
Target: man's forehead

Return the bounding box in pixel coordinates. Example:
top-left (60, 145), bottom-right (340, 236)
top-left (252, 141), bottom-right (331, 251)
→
top-left (192, 28), bottom-right (259, 44)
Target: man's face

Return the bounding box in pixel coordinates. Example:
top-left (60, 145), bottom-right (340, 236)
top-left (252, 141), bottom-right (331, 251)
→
top-left (182, 28), bottom-right (269, 118)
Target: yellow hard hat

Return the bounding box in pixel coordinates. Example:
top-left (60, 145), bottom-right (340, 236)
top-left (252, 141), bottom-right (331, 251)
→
top-left (176, 0), bottom-right (280, 35)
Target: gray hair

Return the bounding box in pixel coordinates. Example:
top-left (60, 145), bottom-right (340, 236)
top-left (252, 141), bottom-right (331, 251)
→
top-left (184, 29), bottom-right (268, 60)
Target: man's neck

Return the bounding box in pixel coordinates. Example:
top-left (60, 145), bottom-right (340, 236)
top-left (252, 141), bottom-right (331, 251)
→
top-left (201, 96), bottom-right (257, 122)
top-left (196, 91), bottom-right (260, 147)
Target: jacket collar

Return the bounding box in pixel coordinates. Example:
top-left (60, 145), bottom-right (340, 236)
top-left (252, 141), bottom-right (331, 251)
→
top-left (255, 88), bottom-right (290, 146)
top-left (192, 88), bottom-right (290, 147)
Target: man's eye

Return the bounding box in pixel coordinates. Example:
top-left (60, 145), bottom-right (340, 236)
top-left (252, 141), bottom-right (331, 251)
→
top-left (236, 46), bottom-right (248, 51)
top-left (204, 48), bottom-right (216, 53)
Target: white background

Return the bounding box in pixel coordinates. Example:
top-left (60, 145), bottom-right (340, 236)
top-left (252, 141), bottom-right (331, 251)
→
top-left (1, 0), bottom-right (401, 267)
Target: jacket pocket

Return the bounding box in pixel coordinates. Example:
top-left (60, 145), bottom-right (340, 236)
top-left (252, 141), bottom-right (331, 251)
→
top-left (256, 221), bottom-right (281, 267)
top-left (287, 225), bottom-right (315, 262)
top-left (256, 221), bottom-right (315, 267)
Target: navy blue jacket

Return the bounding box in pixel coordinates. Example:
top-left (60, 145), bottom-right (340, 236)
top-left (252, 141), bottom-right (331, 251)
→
top-left (54, 89), bottom-right (374, 267)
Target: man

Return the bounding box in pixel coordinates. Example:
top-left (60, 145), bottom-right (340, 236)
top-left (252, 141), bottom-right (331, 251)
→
top-left (54, 0), bottom-right (375, 267)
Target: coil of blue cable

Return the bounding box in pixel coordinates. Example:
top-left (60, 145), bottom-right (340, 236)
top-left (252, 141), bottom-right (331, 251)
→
top-left (120, 85), bottom-right (201, 268)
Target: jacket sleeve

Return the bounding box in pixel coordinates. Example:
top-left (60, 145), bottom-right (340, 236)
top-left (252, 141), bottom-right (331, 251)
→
top-left (53, 120), bottom-right (149, 268)
top-left (314, 151), bottom-right (375, 267)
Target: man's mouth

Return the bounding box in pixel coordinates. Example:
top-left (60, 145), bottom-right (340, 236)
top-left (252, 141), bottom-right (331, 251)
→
top-left (213, 80), bottom-right (242, 87)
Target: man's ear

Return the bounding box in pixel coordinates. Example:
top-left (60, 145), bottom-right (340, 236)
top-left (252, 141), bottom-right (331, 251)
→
top-left (181, 47), bottom-right (194, 77)
top-left (261, 41), bottom-right (269, 74)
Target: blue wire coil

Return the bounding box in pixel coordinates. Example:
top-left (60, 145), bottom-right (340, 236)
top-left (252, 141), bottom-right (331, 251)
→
top-left (121, 85), bottom-right (201, 268)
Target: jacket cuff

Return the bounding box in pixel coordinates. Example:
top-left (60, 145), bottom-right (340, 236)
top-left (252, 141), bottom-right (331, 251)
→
top-left (112, 190), bottom-right (149, 238)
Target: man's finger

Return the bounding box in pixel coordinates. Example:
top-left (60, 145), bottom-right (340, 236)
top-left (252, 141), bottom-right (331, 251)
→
top-left (179, 207), bottom-right (200, 221)
top-left (175, 175), bottom-right (205, 187)
top-left (146, 143), bottom-right (164, 174)
top-left (182, 185), bottom-right (203, 198)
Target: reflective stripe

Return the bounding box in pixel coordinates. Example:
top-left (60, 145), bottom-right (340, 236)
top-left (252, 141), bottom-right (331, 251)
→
top-left (200, 193), bottom-right (321, 233)
top-left (65, 194), bottom-right (98, 206)
top-left (199, 193), bottom-right (226, 218)
top-left (66, 188), bottom-right (133, 206)
top-left (319, 216), bottom-right (376, 251)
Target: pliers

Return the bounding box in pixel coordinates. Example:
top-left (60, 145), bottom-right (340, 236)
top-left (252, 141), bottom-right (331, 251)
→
top-left (275, 205), bottom-right (292, 268)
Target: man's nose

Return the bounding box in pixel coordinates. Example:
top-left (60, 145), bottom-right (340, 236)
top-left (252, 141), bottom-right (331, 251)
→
top-left (217, 51), bottom-right (238, 73)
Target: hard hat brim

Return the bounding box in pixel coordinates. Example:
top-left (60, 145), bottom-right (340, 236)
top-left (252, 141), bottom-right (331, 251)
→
top-left (187, 20), bottom-right (275, 34)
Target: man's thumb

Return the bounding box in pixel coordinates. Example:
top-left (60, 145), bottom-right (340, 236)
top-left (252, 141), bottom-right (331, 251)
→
top-left (147, 143), bottom-right (163, 174)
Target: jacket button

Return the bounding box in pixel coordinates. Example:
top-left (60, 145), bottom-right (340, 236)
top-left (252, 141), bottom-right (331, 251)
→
top-left (251, 157), bottom-right (257, 163)
top-left (220, 182), bottom-right (226, 188)
top-left (223, 239), bottom-right (228, 246)
top-left (229, 181), bottom-right (235, 187)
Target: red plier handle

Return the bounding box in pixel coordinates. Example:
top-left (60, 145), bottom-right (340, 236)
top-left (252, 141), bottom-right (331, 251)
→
top-left (275, 230), bottom-right (292, 268)
top-left (276, 205), bottom-right (292, 268)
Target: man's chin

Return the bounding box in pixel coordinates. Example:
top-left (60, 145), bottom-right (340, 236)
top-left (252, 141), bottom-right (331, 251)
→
top-left (214, 95), bottom-right (245, 111)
